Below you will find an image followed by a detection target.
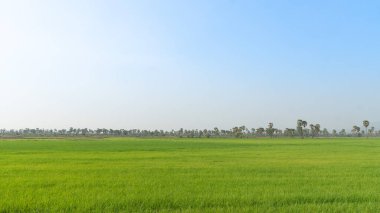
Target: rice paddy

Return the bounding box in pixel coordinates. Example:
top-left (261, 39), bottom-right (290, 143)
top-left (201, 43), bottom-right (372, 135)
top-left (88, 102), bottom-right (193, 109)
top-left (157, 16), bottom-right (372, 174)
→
top-left (1, 137), bottom-right (380, 212)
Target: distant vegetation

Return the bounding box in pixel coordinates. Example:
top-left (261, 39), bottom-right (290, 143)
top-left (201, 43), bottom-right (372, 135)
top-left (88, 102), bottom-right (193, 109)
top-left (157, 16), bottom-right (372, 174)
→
top-left (0, 120), bottom-right (378, 138)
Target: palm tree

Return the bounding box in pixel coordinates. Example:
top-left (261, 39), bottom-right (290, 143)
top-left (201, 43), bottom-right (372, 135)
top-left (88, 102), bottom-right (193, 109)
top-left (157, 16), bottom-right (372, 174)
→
top-left (310, 124), bottom-right (315, 138)
top-left (363, 120), bottom-right (370, 138)
top-left (302, 121), bottom-right (308, 128)
top-left (297, 119), bottom-right (307, 138)
top-left (297, 120), bottom-right (303, 138)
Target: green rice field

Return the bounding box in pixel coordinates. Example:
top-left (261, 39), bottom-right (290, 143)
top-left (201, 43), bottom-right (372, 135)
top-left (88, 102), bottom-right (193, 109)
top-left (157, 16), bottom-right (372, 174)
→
top-left (1, 137), bottom-right (380, 212)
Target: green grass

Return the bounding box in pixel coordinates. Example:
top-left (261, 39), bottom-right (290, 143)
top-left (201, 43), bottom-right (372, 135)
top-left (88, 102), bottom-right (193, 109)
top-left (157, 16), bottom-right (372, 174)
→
top-left (1, 137), bottom-right (380, 212)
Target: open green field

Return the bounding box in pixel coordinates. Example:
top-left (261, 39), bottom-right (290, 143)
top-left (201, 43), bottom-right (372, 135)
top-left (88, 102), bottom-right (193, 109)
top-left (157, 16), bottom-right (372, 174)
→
top-left (1, 137), bottom-right (380, 212)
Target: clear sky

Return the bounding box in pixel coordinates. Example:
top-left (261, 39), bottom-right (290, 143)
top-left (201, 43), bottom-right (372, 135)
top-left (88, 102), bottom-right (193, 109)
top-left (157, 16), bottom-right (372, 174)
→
top-left (1, 0), bottom-right (379, 130)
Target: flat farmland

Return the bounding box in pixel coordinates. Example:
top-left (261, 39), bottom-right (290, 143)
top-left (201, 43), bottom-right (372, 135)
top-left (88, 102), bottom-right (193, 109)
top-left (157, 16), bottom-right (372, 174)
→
top-left (1, 137), bottom-right (380, 212)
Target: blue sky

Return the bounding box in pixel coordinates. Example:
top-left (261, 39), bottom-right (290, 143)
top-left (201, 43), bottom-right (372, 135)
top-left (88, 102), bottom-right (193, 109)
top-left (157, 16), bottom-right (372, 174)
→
top-left (0, 0), bottom-right (379, 130)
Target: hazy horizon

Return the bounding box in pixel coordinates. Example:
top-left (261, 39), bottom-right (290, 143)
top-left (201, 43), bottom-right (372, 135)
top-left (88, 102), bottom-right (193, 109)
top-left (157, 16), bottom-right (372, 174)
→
top-left (1, 0), bottom-right (380, 131)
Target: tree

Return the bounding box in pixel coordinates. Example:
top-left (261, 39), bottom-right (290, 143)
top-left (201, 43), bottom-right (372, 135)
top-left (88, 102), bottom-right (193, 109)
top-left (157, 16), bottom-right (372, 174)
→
top-left (256, 128), bottom-right (265, 136)
top-left (352, 126), bottom-right (361, 137)
top-left (363, 120), bottom-right (370, 138)
top-left (339, 129), bottom-right (346, 136)
top-left (69, 127), bottom-right (74, 135)
top-left (275, 129), bottom-right (282, 137)
top-left (213, 127), bottom-right (220, 136)
top-left (204, 129), bottom-right (210, 138)
top-left (81, 128), bottom-right (88, 136)
top-left (309, 124), bottom-right (321, 138)
top-left (369, 127), bottom-right (375, 136)
top-left (310, 124), bottom-right (315, 138)
top-left (178, 128), bottom-right (184, 138)
top-left (315, 124), bottom-right (321, 136)
top-left (240, 126), bottom-right (246, 135)
top-left (322, 128), bottom-right (329, 137)
top-left (284, 128), bottom-right (296, 137)
top-left (266, 122), bottom-right (275, 138)
top-left (232, 127), bottom-right (243, 138)
top-left (302, 121), bottom-right (308, 128)
top-left (297, 119), bottom-right (307, 138)
top-left (297, 120), bottom-right (302, 137)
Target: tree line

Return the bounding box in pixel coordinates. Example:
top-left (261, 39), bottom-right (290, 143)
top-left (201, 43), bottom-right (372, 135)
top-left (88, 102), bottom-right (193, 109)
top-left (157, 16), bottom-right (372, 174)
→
top-left (0, 120), bottom-right (377, 138)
